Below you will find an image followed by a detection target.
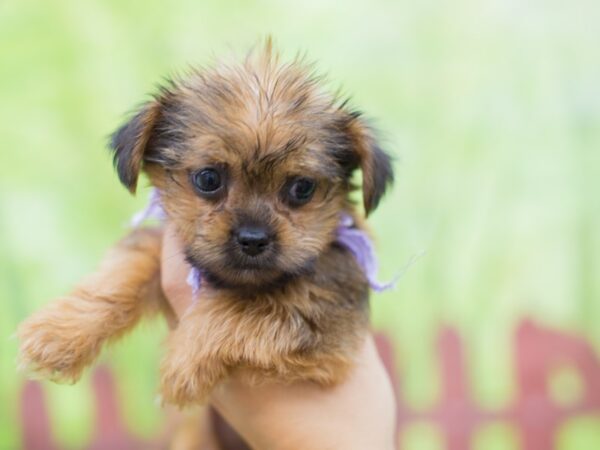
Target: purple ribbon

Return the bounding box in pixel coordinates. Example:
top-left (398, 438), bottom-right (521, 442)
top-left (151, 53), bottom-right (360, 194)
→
top-left (132, 188), bottom-right (395, 297)
top-left (130, 188), bottom-right (167, 227)
top-left (336, 214), bottom-right (396, 292)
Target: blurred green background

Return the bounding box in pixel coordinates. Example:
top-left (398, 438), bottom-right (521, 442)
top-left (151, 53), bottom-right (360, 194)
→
top-left (1, 0), bottom-right (599, 448)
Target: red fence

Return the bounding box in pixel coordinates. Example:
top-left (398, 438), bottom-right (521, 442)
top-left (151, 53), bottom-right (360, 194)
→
top-left (387, 320), bottom-right (600, 449)
top-left (19, 320), bottom-right (600, 449)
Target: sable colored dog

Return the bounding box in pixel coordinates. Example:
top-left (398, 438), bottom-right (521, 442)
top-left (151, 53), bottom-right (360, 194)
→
top-left (17, 41), bottom-right (394, 407)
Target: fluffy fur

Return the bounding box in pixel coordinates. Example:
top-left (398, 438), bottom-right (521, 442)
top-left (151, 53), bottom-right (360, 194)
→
top-left (17, 40), bottom-right (394, 408)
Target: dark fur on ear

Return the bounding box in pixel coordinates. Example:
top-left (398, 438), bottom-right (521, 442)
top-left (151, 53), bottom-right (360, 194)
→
top-left (109, 100), bottom-right (164, 193)
top-left (340, 112), bottom-right (394, 215)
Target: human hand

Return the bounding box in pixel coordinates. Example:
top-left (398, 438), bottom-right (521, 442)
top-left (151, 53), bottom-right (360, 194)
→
top-left (161, 223), bottom-right (397, 450)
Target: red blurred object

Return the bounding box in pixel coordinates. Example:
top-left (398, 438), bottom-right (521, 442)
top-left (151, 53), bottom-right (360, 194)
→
top-left (20, 381), bottom-right (58, 450)
top-left (87, 367), bottom-right (151, 450)
top-left (394, 320), bottom-right (600, 450)
top-left (19, 320), bottom-right (600, 450)
top-left (19, 367), bottom-right (158, 450)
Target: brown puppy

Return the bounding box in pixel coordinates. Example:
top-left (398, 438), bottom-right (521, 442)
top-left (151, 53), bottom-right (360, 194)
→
top-left (17, 41), bottom-right (394, 407)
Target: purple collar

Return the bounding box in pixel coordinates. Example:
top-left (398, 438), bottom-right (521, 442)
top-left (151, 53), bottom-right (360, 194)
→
top-left (132, 189), bottom-right (395, 297)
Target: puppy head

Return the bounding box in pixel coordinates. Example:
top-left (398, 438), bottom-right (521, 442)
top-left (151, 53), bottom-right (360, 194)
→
top-left (110, 43), bottom-right (393, 289)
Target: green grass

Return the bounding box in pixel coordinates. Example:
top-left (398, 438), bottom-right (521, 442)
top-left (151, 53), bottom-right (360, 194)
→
top-left (1, 0), bottom-right (599, 448)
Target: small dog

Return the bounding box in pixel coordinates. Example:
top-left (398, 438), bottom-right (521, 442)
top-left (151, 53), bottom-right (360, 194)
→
top-left (17, 40), bottom-right (394, 406)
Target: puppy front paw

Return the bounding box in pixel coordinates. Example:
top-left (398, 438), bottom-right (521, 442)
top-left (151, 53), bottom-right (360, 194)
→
top-left (159, 354), bottom-right (227, 407)
top-left (17, 299), bottom-right (103, 383)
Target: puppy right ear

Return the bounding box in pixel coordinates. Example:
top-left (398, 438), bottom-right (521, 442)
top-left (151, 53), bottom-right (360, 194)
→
top-left (338, 112), bottom-right (394, 216)
top-left (109, 101), bottom-right (163, 193)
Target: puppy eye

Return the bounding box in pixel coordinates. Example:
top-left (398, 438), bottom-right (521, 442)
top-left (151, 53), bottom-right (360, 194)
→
top-left (286, 177), bottom-right (316, 206)
top-left (191, 168), bottom-right (223, 196)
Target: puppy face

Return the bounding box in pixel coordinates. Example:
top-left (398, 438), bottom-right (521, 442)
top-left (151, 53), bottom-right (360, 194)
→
top-left (110, 43), bottom-right (393, 290)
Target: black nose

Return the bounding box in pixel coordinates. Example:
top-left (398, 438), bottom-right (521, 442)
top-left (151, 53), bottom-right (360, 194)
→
top-left (235, 226), bottom-right (271, 256)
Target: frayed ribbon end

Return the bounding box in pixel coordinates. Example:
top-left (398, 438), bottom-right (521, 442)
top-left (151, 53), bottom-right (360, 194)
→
top-left (130, 189), bottom-right (167, 228)
top-left (186, 267), bottom-right (202, 300)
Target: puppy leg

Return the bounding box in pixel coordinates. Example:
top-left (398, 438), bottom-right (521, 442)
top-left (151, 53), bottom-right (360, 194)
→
top-left (17, 227), bottom-right (166, 382)
top-left (160, 302), bottom-right (230, 406)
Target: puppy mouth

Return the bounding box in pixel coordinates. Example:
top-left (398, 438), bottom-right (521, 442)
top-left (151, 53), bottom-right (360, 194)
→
top-left (185, 248), bottom-right (280, 284)
top-left (201, 263), bottom-right (316, 293)
top-left (230, 249), bottom-right (278, 270)
top-left (185, 249), bottom-right (316, 292)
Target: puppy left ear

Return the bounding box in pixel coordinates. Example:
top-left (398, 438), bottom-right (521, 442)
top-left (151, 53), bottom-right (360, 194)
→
top-left (344, 114), bottom-right (394, 216)
top-left (109, 100), bottom-right (163, 194)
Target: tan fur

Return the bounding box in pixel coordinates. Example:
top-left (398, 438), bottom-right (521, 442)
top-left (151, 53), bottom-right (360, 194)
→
top-left (17, 41), bottom-right (393, 411)
top-left (18, 228), bottom-right (169, 381)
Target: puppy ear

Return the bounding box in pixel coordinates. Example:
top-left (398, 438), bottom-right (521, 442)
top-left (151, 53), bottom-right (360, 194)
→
top-left (343, 114), bottom-right (394, 215)
top-left (109, 101), bottom-right (163, 193)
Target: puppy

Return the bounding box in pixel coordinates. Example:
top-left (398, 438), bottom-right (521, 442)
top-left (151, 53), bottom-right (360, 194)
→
top-left (17, 41), bottom-right (394, 407)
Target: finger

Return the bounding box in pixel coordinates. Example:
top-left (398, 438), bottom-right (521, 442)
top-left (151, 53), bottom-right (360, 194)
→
top-left (161, 222), bottom-right (194, 319)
